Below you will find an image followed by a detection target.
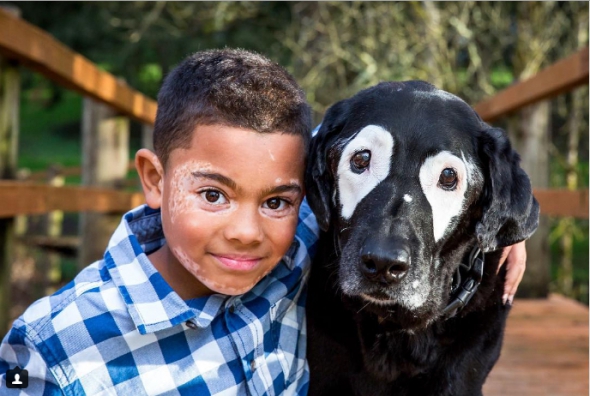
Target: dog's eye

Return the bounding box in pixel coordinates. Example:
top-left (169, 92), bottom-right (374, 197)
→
top-left (351, 150), bottom-right (371, 173)
top-left (438, 168), bottom-right (457, 190)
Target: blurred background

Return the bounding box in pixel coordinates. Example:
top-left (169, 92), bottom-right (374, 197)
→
top-left (0, 1), bottom-right (587, 333)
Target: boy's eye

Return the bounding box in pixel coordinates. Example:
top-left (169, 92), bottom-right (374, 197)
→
top-left (200, 190), bottom-right (228, 205)
top-left (264, 197), bottom-right (287, 210)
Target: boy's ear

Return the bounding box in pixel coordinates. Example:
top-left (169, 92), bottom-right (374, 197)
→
top-left (135, 149), bottom-right (164, 209)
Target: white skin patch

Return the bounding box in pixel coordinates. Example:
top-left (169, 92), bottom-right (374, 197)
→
top-left (337, 125), bottom-right (394, 219)
top-left (173, 247), bottom-right (267, 295)
top-left (403, 194), bottom-right (413, 203)
top-left (167, 161), bottom-right (237, 224)
top-left (419, 151), bottom-right (469, 241)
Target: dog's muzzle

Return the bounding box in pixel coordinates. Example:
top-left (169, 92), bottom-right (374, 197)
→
top-left (359, 238), bottom-right (410, 284)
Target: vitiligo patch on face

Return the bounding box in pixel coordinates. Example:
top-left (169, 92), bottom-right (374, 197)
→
top-left (337, 125), bottom-right (394, 219)
top-left (419, 151), bottom-right (471, 241)
top-left (168, 161), bottom-right (213, 224)
top-left (173, 247), bottom-right (267, 296)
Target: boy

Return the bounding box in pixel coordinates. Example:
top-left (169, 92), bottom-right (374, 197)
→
top-left (0, 48), bottom-right (526, 395)
top-left (0, 49), bottom-right (318, 395)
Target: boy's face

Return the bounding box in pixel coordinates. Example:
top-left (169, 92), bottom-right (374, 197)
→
top-left (148, 125), bottom-right (305, 297)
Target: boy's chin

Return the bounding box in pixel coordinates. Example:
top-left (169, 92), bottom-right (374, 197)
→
top-left (198, 273), bottom-right (263, 296)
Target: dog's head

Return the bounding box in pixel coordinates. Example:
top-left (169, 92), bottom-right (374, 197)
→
top-left (306, 81), bottom-right (539, 329)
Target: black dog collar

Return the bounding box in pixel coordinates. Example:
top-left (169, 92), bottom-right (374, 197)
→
top-left (442, 247), bottom-right (485, 319)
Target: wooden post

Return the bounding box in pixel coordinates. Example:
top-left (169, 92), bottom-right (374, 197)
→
top-left (44, 165), bottom-right (64, 295)
top-left (78, 98), bottom-right (129, 270)
top-left (510, 101), bottom-right (551, 298)
top-left (0, 53), bottom-right (20, 332)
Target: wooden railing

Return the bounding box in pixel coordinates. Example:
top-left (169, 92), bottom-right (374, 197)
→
top-left (474, 47), bottom-right (589, 122)
top-left (0, 8), bottom-right (151, 217)
top-left (472, 45), bottom-right (589, 221)
top-left (0, 181), bottom-right (144, 217)
top-left (0, 9), bottom-right (156, 125)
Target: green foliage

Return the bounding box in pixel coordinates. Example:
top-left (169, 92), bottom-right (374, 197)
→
top-left (550, 160), bottom-right (590, 189)
top-left (549, 219), bottom-right (589, 304)
top-left (18, 81), bottom-right (82, 172)
top-left (138, 63), bottom-right (163, 97)
top-left (489, 66), bottom-right (514, 90)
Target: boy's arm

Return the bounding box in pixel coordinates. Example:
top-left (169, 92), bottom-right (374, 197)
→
top-left (498, 240), bottom-right (527, 305)
top-left (0, 325), bottom-right (63, 395)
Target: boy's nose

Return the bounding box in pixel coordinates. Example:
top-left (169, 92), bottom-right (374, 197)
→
top-left (224, 205), bottom-right (264, 245)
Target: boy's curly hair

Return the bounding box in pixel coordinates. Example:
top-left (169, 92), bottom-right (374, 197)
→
top-left (153, 48), bottom-right (312, 167)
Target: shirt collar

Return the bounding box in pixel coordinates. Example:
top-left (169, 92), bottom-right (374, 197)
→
top-left (104, 205), bottom-right (226, 334)
top-left (104, 204), bottom-right (302, 334)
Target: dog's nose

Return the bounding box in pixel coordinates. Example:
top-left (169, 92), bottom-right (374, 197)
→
top-left (360, 243), bottom-right (410, 284)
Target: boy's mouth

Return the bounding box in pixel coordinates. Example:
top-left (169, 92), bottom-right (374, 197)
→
top-left (211, 254), bottom-right (263, 271)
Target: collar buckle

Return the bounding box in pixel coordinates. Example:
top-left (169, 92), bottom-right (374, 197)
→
top-left (442, 247), bottom-right (485, 319)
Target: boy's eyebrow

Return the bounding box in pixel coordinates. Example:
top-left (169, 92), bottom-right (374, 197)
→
top-left (262, 183), bottom-right (302, 197)
top-left (192, 171), bottom-right (302, 196)
top-left (192, 171), bottom-right (238, 190)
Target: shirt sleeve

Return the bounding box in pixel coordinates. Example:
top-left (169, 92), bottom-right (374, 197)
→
top-left (0, 324), bottom-right (63, 395)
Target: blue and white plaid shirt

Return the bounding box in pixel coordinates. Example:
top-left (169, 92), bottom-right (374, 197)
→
top-left (0, 200), bottom-right (318, 396)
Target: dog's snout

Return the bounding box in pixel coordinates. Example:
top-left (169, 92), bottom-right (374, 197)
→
top-left (360, 241), bottom-right (410, 284)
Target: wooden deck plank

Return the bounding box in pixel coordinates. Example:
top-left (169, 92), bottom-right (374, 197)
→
top-left (484, 294), bottom-right (589, 396)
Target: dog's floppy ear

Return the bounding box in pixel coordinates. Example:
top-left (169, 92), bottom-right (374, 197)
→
top-left (475, 127), bottom-right (540, 252)
top-left (305, 99), bottom-right (352, 231)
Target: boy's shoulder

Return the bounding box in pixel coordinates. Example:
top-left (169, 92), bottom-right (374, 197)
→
top-left (11, 259), bottom-right (122, 354)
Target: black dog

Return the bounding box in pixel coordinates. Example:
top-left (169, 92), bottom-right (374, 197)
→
top-left (305, 81), bottom-right (539, 396)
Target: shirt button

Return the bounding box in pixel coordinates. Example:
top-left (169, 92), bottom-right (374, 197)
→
top-left (250, 359), bottom-right (256, 372)
top-left (229, 305), bottom-right (235, 314)
top-left (185, 320), bottom-right (198, 330)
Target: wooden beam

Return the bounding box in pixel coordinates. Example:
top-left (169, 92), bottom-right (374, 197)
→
top-left (0, 9), bottom-right (157, 125)
top-left (0, 182), bottom-right (145, 218)
top-left (27, 163), bottom-right (137, 182)
top-left (533, 188), bottom-right (589, 219)
top-left (475, 47), bottom-right (589, 122)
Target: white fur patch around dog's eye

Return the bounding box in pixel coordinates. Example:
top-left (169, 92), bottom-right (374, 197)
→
top-left (419, 151), bottom-right (470, 242)
top-left (337, 125), bottom-right (394, 219)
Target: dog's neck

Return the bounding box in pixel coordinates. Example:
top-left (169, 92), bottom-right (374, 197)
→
top-left (441, 247), bottom-right (485, 318)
